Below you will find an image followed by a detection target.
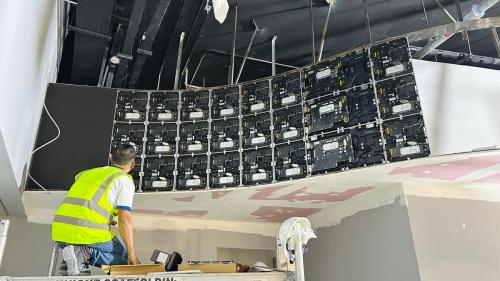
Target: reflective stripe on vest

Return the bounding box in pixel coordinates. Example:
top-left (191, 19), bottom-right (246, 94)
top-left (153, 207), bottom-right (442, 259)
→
top-left (53, 171), bottom-right (124, 230)
top-left (53, 215), bottom-right (109, 230)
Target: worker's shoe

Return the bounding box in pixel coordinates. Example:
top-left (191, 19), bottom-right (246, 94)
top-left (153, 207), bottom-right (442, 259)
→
top-left (74, 246), bottom-right (92, 274)
top-left (61, 245), bottom-right (80, 276)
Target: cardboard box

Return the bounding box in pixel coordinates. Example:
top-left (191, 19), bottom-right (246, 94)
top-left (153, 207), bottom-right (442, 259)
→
top-left (102, 264), bottom-right (166, 275)
top-left (178, 263), bottom-right (248, 273)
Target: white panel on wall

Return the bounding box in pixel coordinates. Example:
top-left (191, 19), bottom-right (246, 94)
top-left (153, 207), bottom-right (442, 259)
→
top-left (0, 0), bottom-right (59, 185)
top-left (413, 60), bottom-right (500, 156)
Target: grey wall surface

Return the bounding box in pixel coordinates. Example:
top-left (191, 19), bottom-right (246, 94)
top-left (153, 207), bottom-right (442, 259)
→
top-left (304, 202), bottom-right (421, 281)
top-left (0, 217), bottom-right (52, 276)
top-left (0, 217), bottom-right (275, 277)
top-left (133, 228), bottom-right (276, 264)
top-left (406, 196), bottom-right (500, 281)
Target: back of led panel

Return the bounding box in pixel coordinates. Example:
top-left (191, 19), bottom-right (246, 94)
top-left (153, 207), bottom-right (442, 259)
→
top-left (109, 37), bottom-right (430, 192)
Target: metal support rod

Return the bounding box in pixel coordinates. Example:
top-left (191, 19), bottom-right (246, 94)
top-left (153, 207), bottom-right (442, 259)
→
top-left (271, 36), bottom-right (277, 75)
top-left (490, 27), bottom-right (500, 58)
top-left (64, 0), bottom-right (77, 5)
top-left (190, 53), bottom-right (207, 84)
top-left (97, 46), bottom-right (109, 87)
top-left (309, 0), bottom-right (316, 62)
top-left (207, 49), bottom-right (299, 69)
top-left (414, 0), bottom-right (500, 59)
top-left (47, 242), bottom-right (59, 276)
top-left (231, 5), bottom-right (238, 84)
top-left (67, 25), bottom-right (112, 41)
top-left (235, 28), bottom-right (258, 84)
top-left (0, 220), bottom-right (9, 269)
top-left (455, 0), bottom-right (470, 43)
top-left (174, 32), bottom-right (185, 90)
top-left (421, 0), bottom-right (430, 27)
top-left (456, 0), bottom-right (464, 21)
top-left (317, 2), bottom-right (333, 62)
top-left (432, 0), bottom-right (457, 22)
top-left (362, 0), bottom-right (373, 43)
top-left (157, 63), bottom-right (164, 90)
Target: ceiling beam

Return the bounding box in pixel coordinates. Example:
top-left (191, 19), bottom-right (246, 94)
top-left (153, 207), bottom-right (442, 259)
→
top-left (113, 0), bottom-right (147, 88)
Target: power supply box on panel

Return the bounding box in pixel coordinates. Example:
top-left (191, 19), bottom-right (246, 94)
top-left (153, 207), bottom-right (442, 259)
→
top-left (177, 154), bottom-right (208, 190)
top-left (275, 141), bottom-right (307, 181)
top-left (142, 156), bottom-right (175, 191)
top-left (242, 148), bottom-right (273, 186)
top-left (111, 123), bottom-right (145, 154)
top-left (212, 86), bottom-right (240, 119)
top-left (210, 151), bottom-right (241, 188)
top-left (179, 121), bottom-right (209, 154)
top-left (303, 49), bottom-right (371, 100)
top-left (383, 114), bottom-right (429, 161)
top-left (242, 113), bottom-right (272, 149)
top-left (146, 123), bottom-right (177, 156)
top-left (376, 75), bottom-right (421, 119)
top-left (114, 91), bottom-right (148, 122)
top-left (180, 90), bottom-right (210, 121)
top-left (308, 132), bottom-right (354, 174)
top-left (211, 118), bottom-right (240, 152)
top-left (305, 84), bottom-right (377, 134)
top-left (271, 71), bottom-right (302, 109)
top-left (242, 80), bottom-right (270, 115)
top-left (307, 124), bottom-right (385, 174)
top-left (273, 104), bottom-right (304, 144)
top-left (149, 91), bottom-right (179, 122)
top-left (370, 37), bottom-right (413, 81)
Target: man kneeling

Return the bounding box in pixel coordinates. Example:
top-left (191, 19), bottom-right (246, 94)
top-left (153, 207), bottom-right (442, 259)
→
top-left (52, 144), bottom-right (140, 275)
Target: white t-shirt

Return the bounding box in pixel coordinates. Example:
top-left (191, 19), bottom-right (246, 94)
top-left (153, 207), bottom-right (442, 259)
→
top-left (107, 175), bottom-right (135, 212)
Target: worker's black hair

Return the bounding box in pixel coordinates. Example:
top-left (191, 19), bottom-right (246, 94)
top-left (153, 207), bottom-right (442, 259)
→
top-left (110, 144), bottom-right (136, 166)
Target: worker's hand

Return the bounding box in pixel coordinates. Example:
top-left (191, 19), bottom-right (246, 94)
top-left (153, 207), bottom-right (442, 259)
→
top-left (128, 254), bottom-right (141, 265)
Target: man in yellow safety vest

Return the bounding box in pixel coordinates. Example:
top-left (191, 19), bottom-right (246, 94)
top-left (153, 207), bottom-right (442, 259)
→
top-left (52, 144), bottom-right (140, 275)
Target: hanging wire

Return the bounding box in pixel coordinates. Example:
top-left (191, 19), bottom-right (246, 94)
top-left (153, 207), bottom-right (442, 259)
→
top-left (27, 103), bottom-right (62, 194)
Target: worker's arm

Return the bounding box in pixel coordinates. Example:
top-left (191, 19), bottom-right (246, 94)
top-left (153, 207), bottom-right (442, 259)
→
top-left (118, 209), bottom-right (140, 265)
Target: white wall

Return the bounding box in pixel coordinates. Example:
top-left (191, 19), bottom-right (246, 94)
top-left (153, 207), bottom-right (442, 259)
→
top-left (304, 202), bottom-right (421, 281)
top-left (0, 0), bottom-right (60, 186)
top-left (406, 194), bottom-right (500, 281)
top-left (134, 229), bottom-right (275, 264)
top-left (414, 60), bottom-right (500, 155)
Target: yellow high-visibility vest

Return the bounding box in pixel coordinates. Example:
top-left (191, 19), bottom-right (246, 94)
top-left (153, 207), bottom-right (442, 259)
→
top-left (52, 166), bottom-right (132, 244)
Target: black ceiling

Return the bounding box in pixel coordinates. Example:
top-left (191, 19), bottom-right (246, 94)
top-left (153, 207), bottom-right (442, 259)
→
top-left (57, 0), bottom-right (500, 89)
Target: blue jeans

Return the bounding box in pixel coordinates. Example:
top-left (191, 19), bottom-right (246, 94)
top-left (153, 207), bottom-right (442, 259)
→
top-left (58, 236), bottom-right (128, 266)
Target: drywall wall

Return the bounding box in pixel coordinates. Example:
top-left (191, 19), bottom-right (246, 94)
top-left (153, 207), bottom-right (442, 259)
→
top-left (406, 195), bottom-right (500, 281)
top-left (414, 60), bottom-right (500, 155)
top-left (0, 217), bottom-right (52, 276)
top-left (0, 0), bottom-right (60, 188)
top-left (0, 133), bottom-right (23, 216)
top-left (133, 228), bottom-right (276, 264)
top-left (304, 202), bottom-right (421, 281)
top-left (0, 216), bottom-right (275, 277)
